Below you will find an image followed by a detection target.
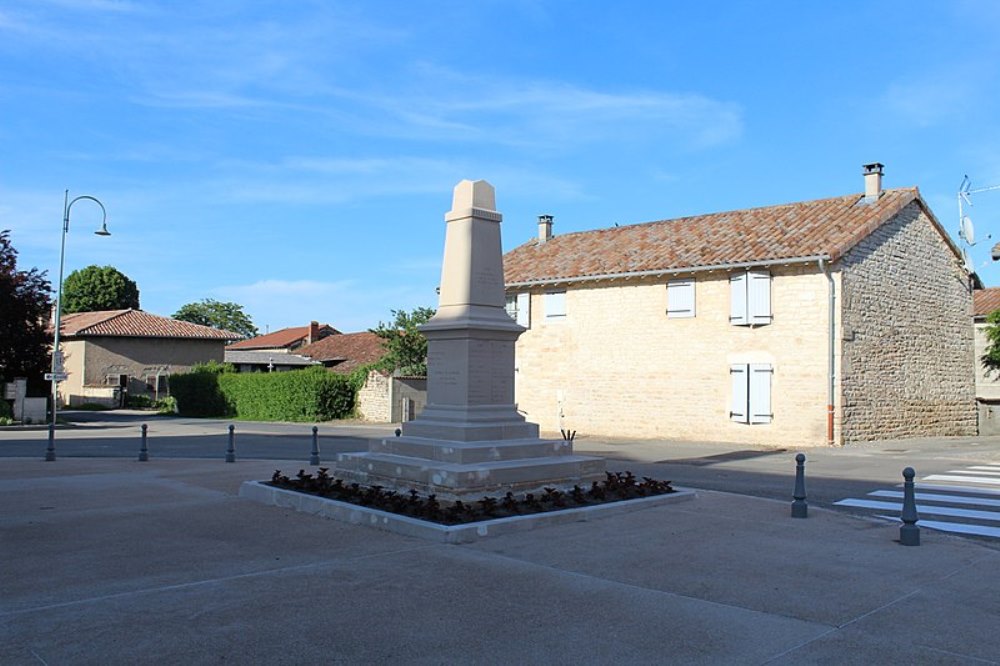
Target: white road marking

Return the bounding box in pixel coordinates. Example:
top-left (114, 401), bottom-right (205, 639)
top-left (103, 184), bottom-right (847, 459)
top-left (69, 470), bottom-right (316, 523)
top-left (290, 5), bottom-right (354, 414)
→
top-left (922, 474), bottom-right (1000, 486)
top-left (868, 490), bottom-right (1000, 508)
top-left (874, 515), bottom-right (1000, 538)
top-left (916, 483), bottom-right (1000, 496)
top-left (833, 498), bottom-right (1000, 522)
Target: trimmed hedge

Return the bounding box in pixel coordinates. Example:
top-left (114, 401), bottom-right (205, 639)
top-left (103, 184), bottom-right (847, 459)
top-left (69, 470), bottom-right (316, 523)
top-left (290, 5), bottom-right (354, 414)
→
top-left (169, 366), bottom-right (355, 421)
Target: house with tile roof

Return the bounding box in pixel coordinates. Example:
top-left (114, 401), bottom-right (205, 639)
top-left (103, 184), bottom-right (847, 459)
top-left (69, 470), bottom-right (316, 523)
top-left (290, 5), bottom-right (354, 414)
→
top-left (57, 309), bottom-right (240, 407)
top-left (972, 288), bottom-right (1000, 433)
top-left (226, 321), bottom-right (338, 354)
top-left (503, 164), bottom-right (977, 446)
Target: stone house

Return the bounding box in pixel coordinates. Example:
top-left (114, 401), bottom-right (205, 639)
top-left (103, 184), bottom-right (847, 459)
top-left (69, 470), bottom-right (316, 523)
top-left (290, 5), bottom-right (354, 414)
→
top-left (972, 288), bottom-right (1000, 433)
top-left (503, 164), bottom-right (977, 446)
top-left (226, 321), bottom-right (338, 354)
top-left (57, 309), bottom-right (239, 407)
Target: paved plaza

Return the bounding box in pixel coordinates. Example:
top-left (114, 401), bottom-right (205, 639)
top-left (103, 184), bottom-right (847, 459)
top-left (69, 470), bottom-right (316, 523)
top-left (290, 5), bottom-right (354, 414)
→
top-left (3, 433), bottom-right (1000, 664)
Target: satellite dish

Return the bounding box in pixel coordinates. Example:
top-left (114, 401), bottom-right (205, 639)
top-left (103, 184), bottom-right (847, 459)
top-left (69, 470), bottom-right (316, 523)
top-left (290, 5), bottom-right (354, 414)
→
top-left (961, 215), bottom-right (975, 245)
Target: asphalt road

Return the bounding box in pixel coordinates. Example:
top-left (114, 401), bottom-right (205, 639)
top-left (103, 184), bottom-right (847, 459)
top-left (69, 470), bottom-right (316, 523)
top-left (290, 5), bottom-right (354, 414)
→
top-left (4, 410), bottom-right (1000, 532)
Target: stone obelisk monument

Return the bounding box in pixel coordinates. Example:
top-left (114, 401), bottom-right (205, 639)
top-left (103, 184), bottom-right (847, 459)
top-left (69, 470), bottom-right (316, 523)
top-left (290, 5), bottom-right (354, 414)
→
top-left (335, 180), bottom-right (604, 498)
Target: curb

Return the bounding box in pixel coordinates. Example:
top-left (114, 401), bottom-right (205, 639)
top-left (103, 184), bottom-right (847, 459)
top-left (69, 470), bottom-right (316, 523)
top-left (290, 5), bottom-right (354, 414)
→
top-left (240, 480), bottom-right (697, 543)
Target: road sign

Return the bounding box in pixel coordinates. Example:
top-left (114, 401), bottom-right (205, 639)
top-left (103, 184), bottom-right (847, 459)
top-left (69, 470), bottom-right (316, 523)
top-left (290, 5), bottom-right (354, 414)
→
top-left (44, 372), bottom-right (69, 382)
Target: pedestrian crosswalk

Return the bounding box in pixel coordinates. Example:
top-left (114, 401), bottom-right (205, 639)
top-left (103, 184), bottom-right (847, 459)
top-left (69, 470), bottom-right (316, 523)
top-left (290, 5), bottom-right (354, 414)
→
top-left (834, 464), bottom-right (1000, 539)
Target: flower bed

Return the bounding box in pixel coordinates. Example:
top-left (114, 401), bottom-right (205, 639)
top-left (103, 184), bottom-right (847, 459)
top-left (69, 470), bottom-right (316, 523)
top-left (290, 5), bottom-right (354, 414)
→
top-left (268, 468), bottom-right (674, 526)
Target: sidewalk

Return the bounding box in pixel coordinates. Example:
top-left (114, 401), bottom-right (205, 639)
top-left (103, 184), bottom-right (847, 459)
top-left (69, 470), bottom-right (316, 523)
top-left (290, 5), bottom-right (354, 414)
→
top-left (2, 457), bottom-right (999, 664)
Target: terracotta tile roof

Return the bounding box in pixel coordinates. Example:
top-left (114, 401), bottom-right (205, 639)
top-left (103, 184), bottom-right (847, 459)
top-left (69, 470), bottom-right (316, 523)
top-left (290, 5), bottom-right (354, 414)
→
top-left (227, 323), bottom-right (339, 350)
top-left (974, 288), bottom-right (1000, 318)
top-left (297, 331), bottom-right (387, 374)
top-left (504, 188), bottom-right (955, 286)
top-left (60, 309), bottom-right (239, 340)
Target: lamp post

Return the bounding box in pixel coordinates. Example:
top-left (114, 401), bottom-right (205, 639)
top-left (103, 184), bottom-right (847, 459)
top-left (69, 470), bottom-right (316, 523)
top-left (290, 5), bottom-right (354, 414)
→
top-left (46, 190), bottom-right (110, 462)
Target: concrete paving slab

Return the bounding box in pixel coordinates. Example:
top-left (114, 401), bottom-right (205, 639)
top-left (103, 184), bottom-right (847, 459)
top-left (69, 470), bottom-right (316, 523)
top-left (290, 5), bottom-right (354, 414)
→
top-left (3, 456), bottom-right (1000, 664)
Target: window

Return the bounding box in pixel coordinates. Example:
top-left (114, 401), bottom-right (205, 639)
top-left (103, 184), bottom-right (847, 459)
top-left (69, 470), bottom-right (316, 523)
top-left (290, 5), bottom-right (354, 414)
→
top-left (730, 363), bottom-right (773, 424)
top-left (545, 291), bottom-right (566, 319)
top-left (666, 279), bottom-right (696, 318)
top-left (730, 270), bottom-right (772, 325)
top-left (505, 292), bottom-right (531, 327)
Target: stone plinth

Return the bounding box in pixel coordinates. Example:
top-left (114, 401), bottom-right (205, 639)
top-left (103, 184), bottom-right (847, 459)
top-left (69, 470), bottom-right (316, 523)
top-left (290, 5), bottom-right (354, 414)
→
top-left (335, 179), bottom-right (605, 499)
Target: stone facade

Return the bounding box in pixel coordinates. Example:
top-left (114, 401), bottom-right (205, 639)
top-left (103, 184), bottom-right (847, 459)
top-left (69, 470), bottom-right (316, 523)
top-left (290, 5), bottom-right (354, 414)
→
top-left (839, 202), bottom-right (977, 441)
top-left (356, 370), bottom-right (391, 421)
top-left (510, 265), bottom-right (834, 446)
top-left (509, 201), bottom-right (976, 446)
top-left (356, 371), bottom-right (429, 423)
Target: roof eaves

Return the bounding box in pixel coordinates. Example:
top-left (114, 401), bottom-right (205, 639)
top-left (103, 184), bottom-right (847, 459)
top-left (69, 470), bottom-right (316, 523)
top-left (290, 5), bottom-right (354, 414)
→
top-left (505, 254), bottom-right (832, 289)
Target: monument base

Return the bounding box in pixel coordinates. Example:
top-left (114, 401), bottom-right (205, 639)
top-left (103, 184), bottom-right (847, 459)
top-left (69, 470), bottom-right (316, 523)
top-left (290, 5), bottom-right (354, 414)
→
top-left (334, 434), bottom-right (606, 500)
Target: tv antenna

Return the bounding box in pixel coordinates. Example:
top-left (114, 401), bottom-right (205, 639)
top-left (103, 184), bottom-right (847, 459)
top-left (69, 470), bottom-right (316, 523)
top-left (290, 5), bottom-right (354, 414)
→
top-left (957, 175), bottom-right (1000, 261)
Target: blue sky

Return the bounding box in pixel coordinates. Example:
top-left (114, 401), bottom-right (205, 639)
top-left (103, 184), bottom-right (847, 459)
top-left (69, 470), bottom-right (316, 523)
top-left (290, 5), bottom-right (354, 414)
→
top-left (3, 1), bottom-right (1000, 334)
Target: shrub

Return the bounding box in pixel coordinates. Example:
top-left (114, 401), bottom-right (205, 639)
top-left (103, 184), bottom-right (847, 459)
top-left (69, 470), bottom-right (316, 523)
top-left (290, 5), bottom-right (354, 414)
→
top-left (169, 367), bottom-right (354, 421)
top-left (126, 394), bottom-right (154, 409)
top-left (76, 402), bottom-right (111, 411)
top-left (168, 369), bottom-right (231, 417)
top-left (0, 400), bottom-right (12, 420)
top-left (155, 396), bottom-right (177, 415)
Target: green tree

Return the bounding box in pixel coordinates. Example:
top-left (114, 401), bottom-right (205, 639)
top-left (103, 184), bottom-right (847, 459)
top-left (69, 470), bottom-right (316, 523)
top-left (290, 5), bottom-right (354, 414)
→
top-left (983, 309), bottom-right (1000, 374)
top-left (0, 230), bottom-right (53, 394)
top-left (370, 306), bottom-right (436, 376)
top-left (173, 299), bottom-right (258, 339)
top-left (62, 264), bottom-right (139, 313)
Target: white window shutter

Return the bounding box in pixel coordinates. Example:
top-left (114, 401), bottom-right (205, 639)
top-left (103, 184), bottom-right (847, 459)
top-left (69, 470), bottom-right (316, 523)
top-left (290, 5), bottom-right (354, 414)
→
top-left (749, 363), bottom-right (773, 424)
top-left (516, 292), bottom-right (531, 327)
top-left (748, 271), bottom-right (772, 324)
top-left (730, 364), bottom-right (748, 423)
top-left (666, 279), bottom-right (695, 318)
top-left (545, 291), bottom-right (566, 318)
top-left (730, 273), bottom-right (748, 325)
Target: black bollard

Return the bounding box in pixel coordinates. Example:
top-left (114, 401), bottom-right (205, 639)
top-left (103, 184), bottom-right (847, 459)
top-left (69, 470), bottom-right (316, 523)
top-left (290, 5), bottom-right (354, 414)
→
top-left (138, 423), bottom-right (149, 462)
top-left (394, 428), bottom-right (401, 437)
top-left (900, 467), bottom-right (920, 546)
top-left (791, 453), bottom-right (808, 518)
top-left (309, 425), bottom-right (320, 465)
top-left (45, 423), bottom-right (56, 462)
top-left (225, 424), bottom-right (236, 463)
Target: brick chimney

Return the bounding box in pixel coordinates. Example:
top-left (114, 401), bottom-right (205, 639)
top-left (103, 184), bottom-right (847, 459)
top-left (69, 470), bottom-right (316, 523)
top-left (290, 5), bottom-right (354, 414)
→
top-left (538, 214), bottom-right (553, 243)
top-left (307, 321), bottom-right (320, 345)
top-left (862, 162), bottom-right (884, 202)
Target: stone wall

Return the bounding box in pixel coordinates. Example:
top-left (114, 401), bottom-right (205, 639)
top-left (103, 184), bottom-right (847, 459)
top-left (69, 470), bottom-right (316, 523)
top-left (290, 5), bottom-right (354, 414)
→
top-left (510, 265), bottom-right (834, 446)
top-left (839, 201), bottom-right (976, 441)
top-left (357, 370), bottom-right (391, 422)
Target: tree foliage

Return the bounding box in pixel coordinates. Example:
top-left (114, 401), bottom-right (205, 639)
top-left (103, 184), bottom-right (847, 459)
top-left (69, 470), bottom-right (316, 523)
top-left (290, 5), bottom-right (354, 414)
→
top-left (62, 264), bottom-right (139, 313)
top-left (370, 306), bottom-right (436, 376)
top-left (173, 299), bottom-right (258, 339)
top-left (0, 230), bottom-right (53, 394)
top-left (982, 309), bottom-right (1000, 375)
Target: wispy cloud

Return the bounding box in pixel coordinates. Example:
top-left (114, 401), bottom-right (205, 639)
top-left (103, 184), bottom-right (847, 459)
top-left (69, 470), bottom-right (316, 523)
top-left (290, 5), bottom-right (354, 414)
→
top-left (212, 278), bottom-right (434, 332)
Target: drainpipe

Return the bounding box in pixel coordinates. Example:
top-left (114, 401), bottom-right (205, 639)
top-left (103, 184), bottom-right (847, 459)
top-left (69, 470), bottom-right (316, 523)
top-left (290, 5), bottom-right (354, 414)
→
top-left (819, 258), bottom-right (835, 445)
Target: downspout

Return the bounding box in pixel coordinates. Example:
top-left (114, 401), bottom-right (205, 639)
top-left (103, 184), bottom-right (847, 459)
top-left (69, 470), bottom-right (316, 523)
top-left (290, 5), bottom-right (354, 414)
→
top-left (819, 258), bottom-right (835, 445)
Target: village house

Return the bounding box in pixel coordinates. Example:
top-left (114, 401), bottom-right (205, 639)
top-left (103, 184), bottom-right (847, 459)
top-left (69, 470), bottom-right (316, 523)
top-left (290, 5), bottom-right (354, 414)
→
top-left (503, 164), bottom-right (977, 446)
top-left (972, 288), bottom-right (1000, 434)
top-left (225, 321), bottom-right (338, 354)
top-left (57, 309), bottom-right (239, 407)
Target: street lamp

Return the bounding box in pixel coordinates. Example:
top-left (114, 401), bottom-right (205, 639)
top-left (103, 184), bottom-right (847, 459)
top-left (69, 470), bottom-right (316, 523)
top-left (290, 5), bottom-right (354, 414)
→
top-left (46, 190), bottom-right (110, 462)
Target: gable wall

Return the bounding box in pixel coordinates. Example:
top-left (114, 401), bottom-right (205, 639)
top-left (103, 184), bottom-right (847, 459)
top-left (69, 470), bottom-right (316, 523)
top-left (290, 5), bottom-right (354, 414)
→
top-left (510, 264), bottom-right (835, 446)
top-left (58, 337), bottom-right (226, 406)
top-left (839, 201), bottom-right (976, 441)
